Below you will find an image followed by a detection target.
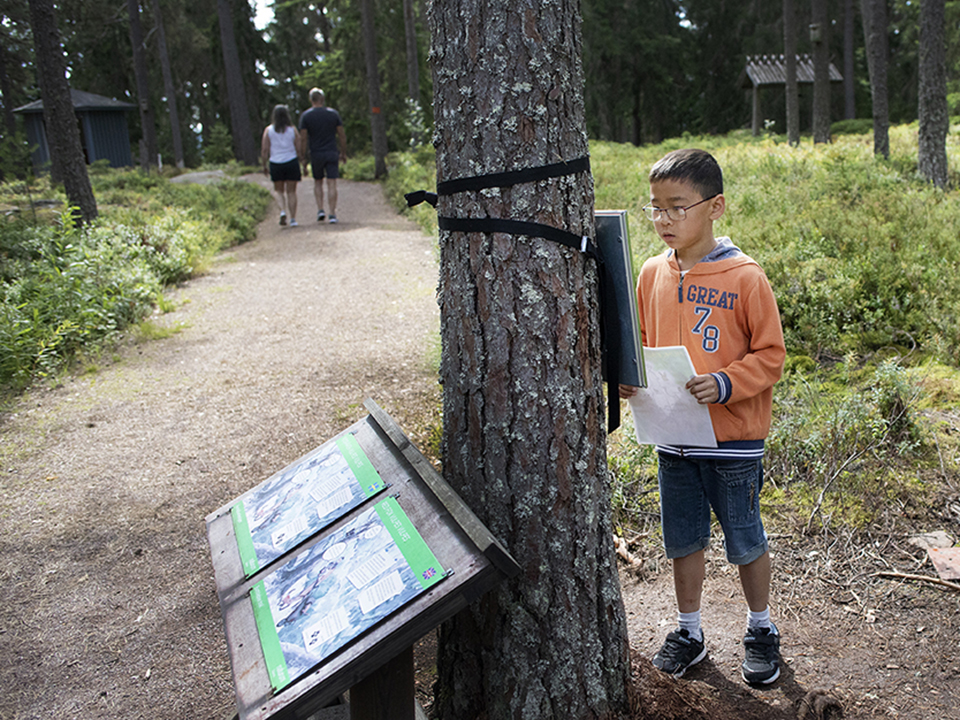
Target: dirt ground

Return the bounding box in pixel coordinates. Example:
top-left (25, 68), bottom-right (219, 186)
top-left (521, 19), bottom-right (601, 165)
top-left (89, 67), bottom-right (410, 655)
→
top-left (1, 176), bottom-right (959, 720)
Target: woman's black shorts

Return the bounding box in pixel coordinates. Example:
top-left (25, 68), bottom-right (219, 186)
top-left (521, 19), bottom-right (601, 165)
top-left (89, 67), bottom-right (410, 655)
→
top-left (269, 158), bottom-right (301, 182)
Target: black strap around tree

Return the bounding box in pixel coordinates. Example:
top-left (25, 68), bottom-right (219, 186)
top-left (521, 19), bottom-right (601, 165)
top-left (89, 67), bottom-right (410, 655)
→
top-left (405, 155), bottom-right (622, 432)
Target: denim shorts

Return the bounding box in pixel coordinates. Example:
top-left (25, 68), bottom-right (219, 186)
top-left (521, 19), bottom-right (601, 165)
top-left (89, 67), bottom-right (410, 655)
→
top-left (657, 453), bottom-right (768, 565)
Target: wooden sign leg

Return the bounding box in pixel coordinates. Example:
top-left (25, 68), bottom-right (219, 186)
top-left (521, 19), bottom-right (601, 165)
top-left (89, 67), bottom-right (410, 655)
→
top-left (350, 645), bottom-right (415, 720)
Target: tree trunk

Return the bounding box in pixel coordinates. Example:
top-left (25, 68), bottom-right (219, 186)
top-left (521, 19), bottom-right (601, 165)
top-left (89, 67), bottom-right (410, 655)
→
top-left (843, 0), bottom-right (856, 119)
top-left (0, 42), bottom-right (16, 138)
top-left (860, 0), bottom-right (889, 158)
top-left (216, 0), bottom-right (258, 165)
top-left (403, 0), bottom-right (420, 102)
top-left (784, 0), bottom-right (799, 146)
top-left (27, 0), bottom-right (97, 223)
top-left (428, 1), bottom-right (630, 719)
top-left (360, 0), bottom-right (388, 178)
top-left (318, 2), bottom-right (332, 54)
top-left (811, 0), bottom-right (831, 143)
top-left (918, 0), bottom-right (948, 188)
top-left (0, 37), bottom-right (14, 181)
top-left (151, 0), bottom-right (185, 168)
top-left (127, 0), bottom-right (157, 170)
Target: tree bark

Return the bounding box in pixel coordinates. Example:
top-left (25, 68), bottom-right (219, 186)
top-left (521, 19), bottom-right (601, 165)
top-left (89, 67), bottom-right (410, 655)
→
top-left (151, 0), bottom-right (185, 168)
top-left (860, 0), bottom-right (889, 158)
top-left (27, 0), bottom-right (98, 223)
top-left (216, 0), bottom-right (258, 165)
top-left (360, 0), bottom-right (388, 177)
top-left (127, 0), bottom-right (157, 170)
top-left (918, 0), bottom-right (948, 188)
top-left (0, 40), bottom-right (16, 138)
top-left (428, 1), bottom-right (630, 718)
top-left (783, 0), bottom-right (800, 146)
top-left (403, 0), bottom-right (420, 102)
top-left (811, 0), bottom-right (831, 143)
top-left (843, 0), bottom-right (856, 119)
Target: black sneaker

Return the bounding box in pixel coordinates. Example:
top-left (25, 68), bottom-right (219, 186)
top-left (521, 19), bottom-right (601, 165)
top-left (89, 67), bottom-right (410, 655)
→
top-left (652, 628), bottom-right (707, 678)
top-left (279, 213), bottom-right (287, 226)
top-left (317, 210), bottom-right (325, 222)
top-left (742, 623), bottom-right (781, 685)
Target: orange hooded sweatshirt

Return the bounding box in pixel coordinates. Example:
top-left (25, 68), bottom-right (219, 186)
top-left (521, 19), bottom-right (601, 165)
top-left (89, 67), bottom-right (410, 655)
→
top-left (637, 237), bottom-right (786, 458)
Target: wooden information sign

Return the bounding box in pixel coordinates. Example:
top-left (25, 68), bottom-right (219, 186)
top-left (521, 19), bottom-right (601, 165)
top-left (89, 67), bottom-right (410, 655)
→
top-left (206, 399), bottom-right (520, 720)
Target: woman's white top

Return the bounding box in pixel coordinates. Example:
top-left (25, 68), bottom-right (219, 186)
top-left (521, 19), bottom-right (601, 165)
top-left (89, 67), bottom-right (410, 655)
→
top-left (267, 125), bottom-right (298, 163)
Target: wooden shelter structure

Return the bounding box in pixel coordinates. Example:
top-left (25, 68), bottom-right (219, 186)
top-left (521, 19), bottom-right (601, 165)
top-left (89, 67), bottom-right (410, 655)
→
top-left (14, 89), bottom-right (135, 173)
top-left (741, 54), bottom-right (843, 136)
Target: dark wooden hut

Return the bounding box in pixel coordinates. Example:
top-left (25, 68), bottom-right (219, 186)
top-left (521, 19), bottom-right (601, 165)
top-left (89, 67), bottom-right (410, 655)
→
top-left (14, 89), bottom-right (136, 172)
top-left (741, 55), bottom-right (843, 136)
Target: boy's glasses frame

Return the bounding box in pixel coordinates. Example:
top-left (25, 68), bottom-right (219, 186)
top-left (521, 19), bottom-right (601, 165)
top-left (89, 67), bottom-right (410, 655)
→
top-left (642, 193), bottom-right (719, 222)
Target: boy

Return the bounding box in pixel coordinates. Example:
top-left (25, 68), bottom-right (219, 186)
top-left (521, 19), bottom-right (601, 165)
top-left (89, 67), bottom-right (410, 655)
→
top-left (619, 148), bottom-right (786, 685)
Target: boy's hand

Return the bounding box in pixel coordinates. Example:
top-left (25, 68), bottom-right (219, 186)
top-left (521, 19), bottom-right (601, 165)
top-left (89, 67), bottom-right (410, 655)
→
top-left (685, 374), bottom-right (719, 404)
top-left (618, 384), bottom-right (638, 399)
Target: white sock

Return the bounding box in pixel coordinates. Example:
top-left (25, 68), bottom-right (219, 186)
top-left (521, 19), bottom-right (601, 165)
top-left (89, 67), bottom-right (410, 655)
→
top-left (678, 610), bottom-right (702, 641)
top-left (747, 606), bottom-right (771, 630)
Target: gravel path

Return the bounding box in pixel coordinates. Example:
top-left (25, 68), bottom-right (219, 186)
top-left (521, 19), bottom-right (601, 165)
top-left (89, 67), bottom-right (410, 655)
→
top-left (0, 177), bottom-right (441, 720)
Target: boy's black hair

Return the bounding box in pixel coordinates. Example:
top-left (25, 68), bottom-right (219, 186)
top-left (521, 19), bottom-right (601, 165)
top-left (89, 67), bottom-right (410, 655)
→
top-left (649, 148), bottom-right (723, 199)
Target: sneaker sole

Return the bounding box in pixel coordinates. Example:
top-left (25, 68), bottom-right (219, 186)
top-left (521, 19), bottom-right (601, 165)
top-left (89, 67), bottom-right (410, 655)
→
top-left (742, 665), bottom-right (780, 685)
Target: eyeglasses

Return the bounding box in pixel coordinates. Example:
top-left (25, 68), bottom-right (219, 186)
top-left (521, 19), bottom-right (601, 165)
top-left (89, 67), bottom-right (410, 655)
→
top-left (642, 193), bottom-right (719, 222)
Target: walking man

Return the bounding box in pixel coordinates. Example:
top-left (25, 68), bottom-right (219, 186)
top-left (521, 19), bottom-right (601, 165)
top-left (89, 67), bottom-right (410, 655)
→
top-left (299, 88), bottom-right (347, 224)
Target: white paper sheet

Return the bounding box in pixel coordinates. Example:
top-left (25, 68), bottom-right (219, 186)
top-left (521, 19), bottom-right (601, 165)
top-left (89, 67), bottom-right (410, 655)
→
top-left (627, 346), bottom-right (718, 447)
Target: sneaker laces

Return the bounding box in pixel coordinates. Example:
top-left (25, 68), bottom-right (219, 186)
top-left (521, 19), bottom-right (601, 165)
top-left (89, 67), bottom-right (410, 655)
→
top-left (660, 629), bottom-right (698, 660)
top-left (743, 627), bottom-right (777, 663)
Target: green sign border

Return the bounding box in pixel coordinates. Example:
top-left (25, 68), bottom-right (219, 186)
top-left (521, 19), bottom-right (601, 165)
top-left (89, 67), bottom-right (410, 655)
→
top-left (375, 497), bottom-right (445, 590)
top-left (336, 433), bottom-right (386, 498)
top-left (231, 502), bottom-right (260, 576)
top-left (250, 580), bottom-right (291, 691)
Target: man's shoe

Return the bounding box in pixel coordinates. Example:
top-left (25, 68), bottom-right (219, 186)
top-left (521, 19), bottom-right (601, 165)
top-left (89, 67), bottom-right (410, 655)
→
top-left (328, 215), bottom-right (338, 224)
top-left (652, 628), bottom-right (707, 678)
top-left (742, 623), bottom-right (781, 685)
top-left (317, 210), bottom-right (325, 221)
top-left (279, 213), bottom-right (287, 226)
top-left (289, 219), bottom-right (298, 227)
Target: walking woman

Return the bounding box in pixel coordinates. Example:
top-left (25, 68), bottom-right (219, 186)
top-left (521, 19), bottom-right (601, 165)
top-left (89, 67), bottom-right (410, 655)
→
top-left (261, 104), bottom-right (303, 227)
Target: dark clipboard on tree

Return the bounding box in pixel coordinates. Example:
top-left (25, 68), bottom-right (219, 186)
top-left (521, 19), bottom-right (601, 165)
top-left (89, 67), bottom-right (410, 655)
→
top-left (596, 210), bottom-right (646, 393)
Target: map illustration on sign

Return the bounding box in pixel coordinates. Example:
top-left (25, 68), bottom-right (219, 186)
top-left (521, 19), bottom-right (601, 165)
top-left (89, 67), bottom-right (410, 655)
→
top-left (627, 346), bottom-right (717, 447)
top-left (250, 497), bottom-right (447, 691)
top-left (231, 434), bottom-right (387, 576)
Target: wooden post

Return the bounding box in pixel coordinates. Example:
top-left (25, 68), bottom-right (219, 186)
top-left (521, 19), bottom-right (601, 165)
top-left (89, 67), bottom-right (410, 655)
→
top-left (350, 645), bottom-right (415, 720)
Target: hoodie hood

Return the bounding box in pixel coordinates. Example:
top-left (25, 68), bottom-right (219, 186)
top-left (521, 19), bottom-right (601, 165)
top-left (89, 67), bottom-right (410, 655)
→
top-left (667, 236), bottom-right (752, 273)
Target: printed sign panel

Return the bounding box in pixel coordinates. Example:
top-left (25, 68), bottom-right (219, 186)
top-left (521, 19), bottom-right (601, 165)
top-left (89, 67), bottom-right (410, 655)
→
top-left (232, 434), bottom-right (387, 576)
top-left (249, 496), bottom-right (446, 691)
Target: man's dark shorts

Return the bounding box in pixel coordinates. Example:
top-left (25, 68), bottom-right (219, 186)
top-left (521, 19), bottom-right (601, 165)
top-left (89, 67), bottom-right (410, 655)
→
top-left (310, 151), bottom-right (340, 180)
top-left (269, 158), bottom-right (301, 182)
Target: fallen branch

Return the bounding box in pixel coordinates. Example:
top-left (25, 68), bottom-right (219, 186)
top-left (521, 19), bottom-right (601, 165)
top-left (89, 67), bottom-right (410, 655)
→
top-left (872, 570), bottom-right (960, 592)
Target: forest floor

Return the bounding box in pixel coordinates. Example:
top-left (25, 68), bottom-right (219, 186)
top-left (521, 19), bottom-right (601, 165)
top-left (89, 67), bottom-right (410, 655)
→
top-left (1, 176), bottom-right (959, 720)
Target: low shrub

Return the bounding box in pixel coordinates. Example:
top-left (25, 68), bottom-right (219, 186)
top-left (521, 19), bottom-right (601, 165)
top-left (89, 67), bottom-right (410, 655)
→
top-left (0, 169), bottom-right (270, 388)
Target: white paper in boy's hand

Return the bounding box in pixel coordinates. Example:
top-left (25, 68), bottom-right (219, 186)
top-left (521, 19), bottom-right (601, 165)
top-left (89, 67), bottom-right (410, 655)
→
top-left (627, 346), bottom-right (718, 447)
